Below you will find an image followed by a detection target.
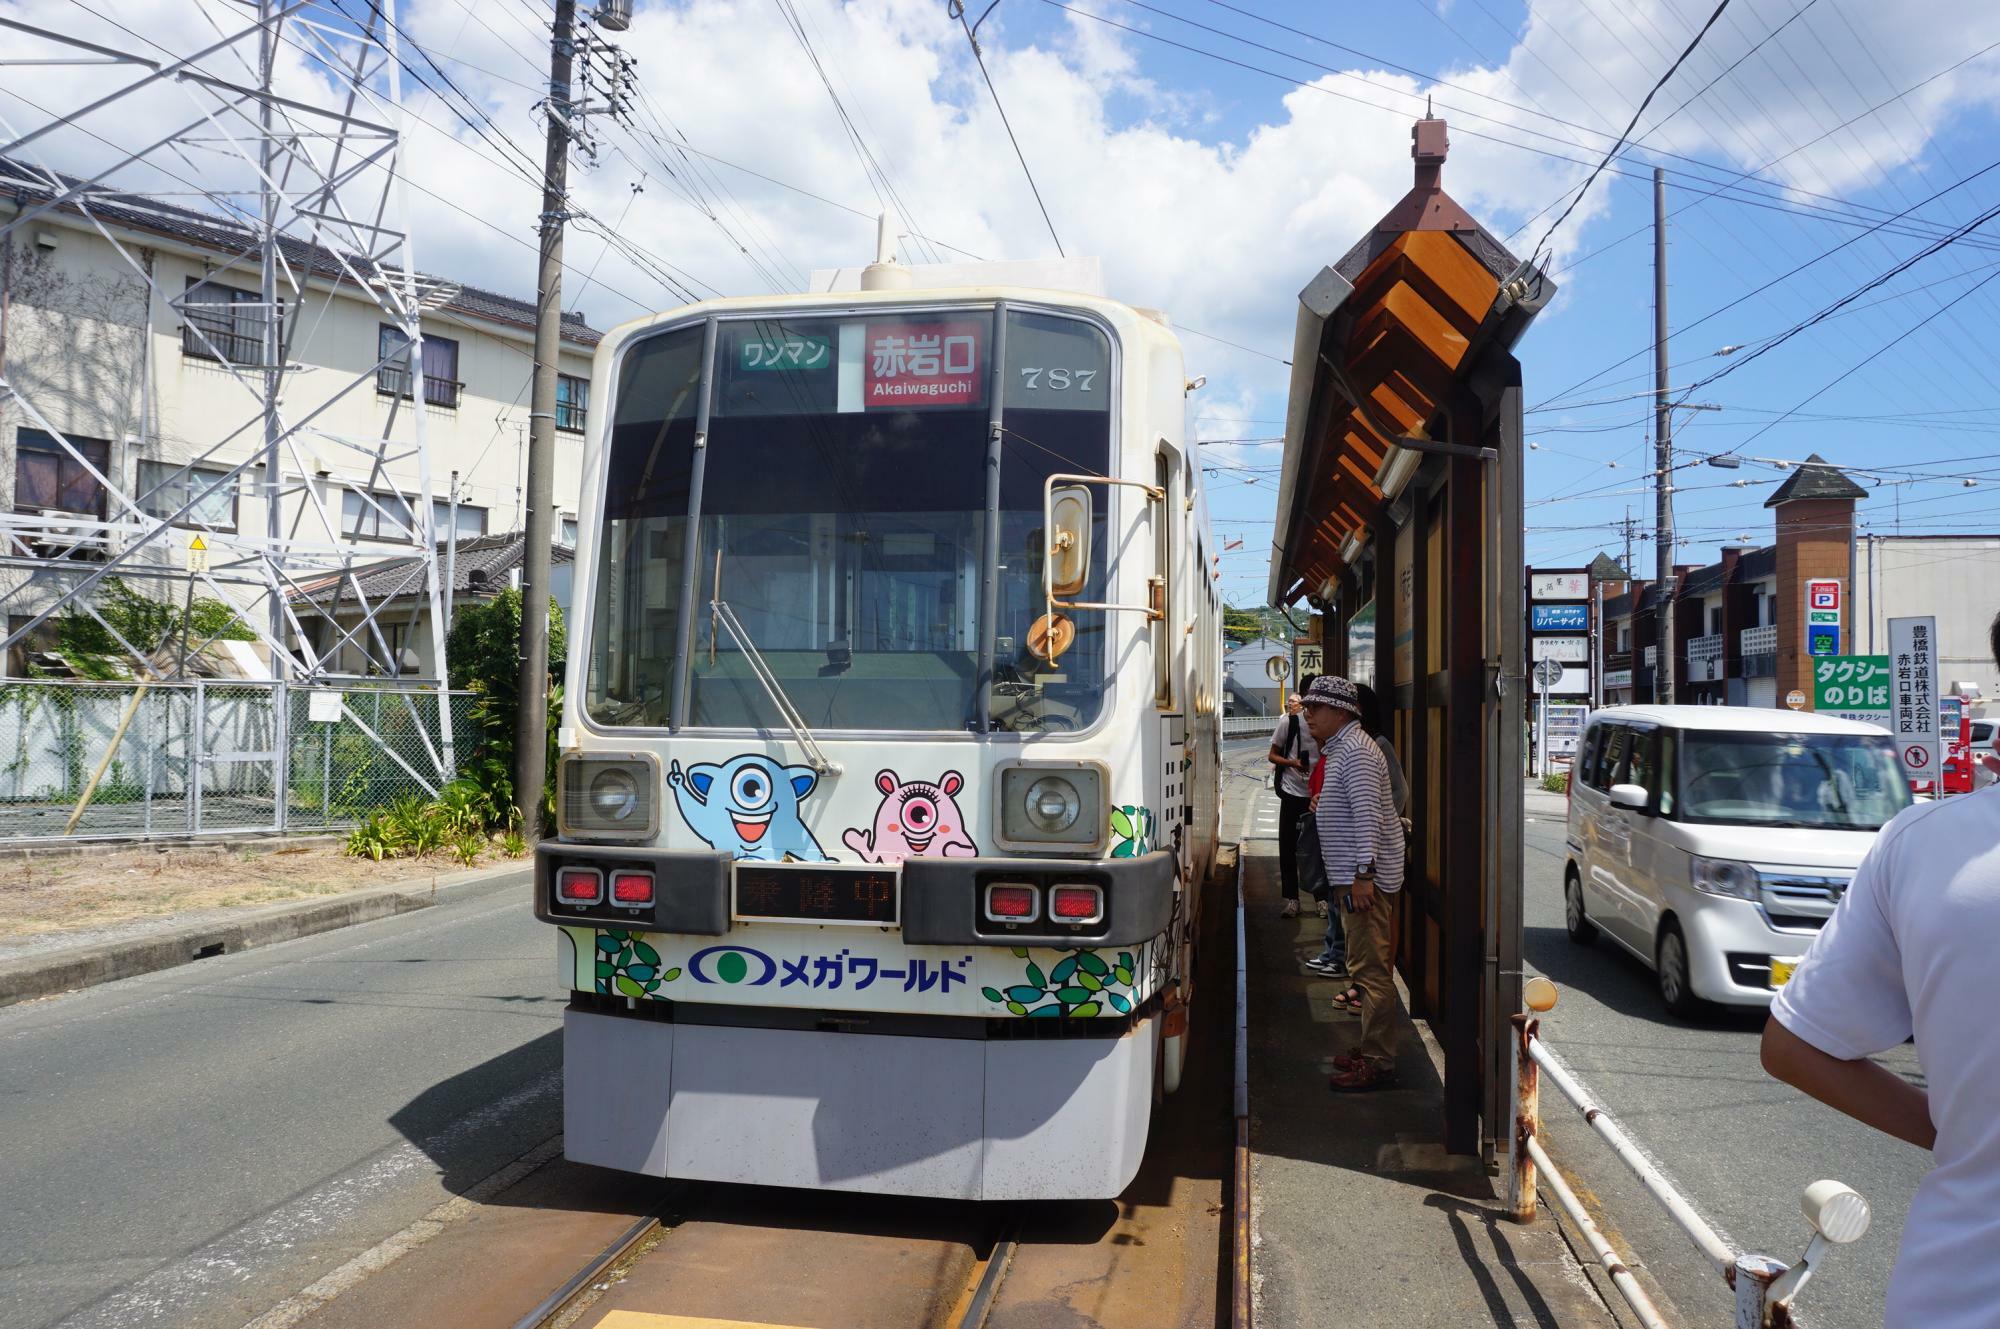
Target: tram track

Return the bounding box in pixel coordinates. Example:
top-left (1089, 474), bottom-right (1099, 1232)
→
top-left (516, 1184), bottom-right (1024, 1329)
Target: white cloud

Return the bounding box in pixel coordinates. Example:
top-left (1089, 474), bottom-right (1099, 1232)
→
top-left (8, 0), bottom-right (2000, 447)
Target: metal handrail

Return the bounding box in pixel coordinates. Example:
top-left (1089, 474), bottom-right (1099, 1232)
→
top-left (1509, 993), bottom-right (1870, 1328)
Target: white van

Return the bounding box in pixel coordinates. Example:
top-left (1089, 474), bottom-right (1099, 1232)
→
top-left (1564, 705), bottom-right (1911, 1016)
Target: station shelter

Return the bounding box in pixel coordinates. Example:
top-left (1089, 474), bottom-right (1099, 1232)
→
top-left (1267, 117), bottom-right (1551, 1155)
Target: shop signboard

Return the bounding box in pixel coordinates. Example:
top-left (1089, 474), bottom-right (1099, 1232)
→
top-left (1531, 604), bottom-right (1589, 633)
top-left (1812, 656), bottom-right (1889, 727)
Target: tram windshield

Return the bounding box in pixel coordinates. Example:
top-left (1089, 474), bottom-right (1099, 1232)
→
top-left (584, 308), bottom-right (1112, 733)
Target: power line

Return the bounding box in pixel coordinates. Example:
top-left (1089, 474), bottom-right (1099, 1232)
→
top-left (1527, 0), bottom-right (1735, 262)
top-left (949, 0), bottom-right (1065, 257)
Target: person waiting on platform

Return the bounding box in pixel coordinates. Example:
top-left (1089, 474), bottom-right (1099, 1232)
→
top-left (1311, 683), bottom-right (1410, 1005)
top-left (1298, 675), bottom-right (1408, 1092)
top-left (1268, 677), bottom-right (1320, 920)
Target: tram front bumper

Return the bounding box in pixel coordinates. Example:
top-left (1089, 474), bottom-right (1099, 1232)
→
top-left (536, 843), bottom-right (1180, 950)
top-left (563, 1002), bottom-right (1157, 1200)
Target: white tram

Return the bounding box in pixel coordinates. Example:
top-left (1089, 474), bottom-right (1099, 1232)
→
top-left (536, 256), bottom-right (1223, 1200)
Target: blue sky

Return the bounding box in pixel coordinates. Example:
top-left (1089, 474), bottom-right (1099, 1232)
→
top-left (14, 0), bottom-right (1999, 610)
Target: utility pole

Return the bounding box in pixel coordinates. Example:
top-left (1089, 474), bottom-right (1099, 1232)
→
top-left (516, 0), bottom-right (576, 837)
top-left (1652, 167), bottom-right (1675, 706)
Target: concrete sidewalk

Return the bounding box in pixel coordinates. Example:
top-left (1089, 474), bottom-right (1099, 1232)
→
top-left (1243, 836), bottom-right (1624, 1328)
top-left (0, 860), bottom-right (529, 1007)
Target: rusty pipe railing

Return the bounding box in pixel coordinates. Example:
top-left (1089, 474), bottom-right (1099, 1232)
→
top-left (1508, 982), bottom-right (1871, 1329)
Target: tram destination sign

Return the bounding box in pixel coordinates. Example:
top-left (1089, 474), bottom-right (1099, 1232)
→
top-left (734, 863), bottom-right (899, 926)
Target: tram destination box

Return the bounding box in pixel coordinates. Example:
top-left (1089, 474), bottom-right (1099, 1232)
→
top-left (734, 863), bottom-right (900, 926)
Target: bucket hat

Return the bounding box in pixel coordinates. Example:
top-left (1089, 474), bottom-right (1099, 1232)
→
top-left (1301, 674), bottom-right (1362, 718)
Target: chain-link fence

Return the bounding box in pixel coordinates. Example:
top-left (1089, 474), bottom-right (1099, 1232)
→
top-left (0, 678), bottom-right (477, 841)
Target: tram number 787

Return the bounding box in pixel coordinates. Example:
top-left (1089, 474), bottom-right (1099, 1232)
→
top-left (1019, 367), bottom-right (1097, 392)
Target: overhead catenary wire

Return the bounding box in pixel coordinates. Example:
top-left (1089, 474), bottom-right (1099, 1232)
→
top-left (949, 0), bottom-right (1065, 258)
top-left (1525, 0), bottom-right (1734, 263)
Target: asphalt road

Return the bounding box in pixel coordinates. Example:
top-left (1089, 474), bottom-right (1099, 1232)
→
top-left (0, 870), bottom-right (559, 1329)
top-left (1522, 794), bottom-right (1930, 1329)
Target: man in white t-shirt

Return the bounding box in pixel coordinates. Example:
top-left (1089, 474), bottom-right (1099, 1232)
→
top-left (1267, 683), bottom-right (1320, 920)
top-left (1762, 615), bottom-right (2000, 1325)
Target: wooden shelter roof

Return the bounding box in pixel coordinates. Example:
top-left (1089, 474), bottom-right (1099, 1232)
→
top-left (1269, 118), bottom-right (1551, 604)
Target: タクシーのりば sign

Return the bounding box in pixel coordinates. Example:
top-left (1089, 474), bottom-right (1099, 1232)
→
top-left (1888, 615), bottom-right (1940, 786)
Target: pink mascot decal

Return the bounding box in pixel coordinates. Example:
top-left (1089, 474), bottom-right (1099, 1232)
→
top-left (843, 769), bottom-right (978, 863)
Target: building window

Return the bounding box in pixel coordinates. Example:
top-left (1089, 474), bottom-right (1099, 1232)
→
top-left (136, 460), bottom-right (237, 530)
top-left (181, 278), bottom-right (272, 365)
top-left (342, 488), bottom-right (487, 542)
top-left (556, 373), bottom-right (589, 433)
top-left (559, 516), bottom-right (579, 548)
top-left (1709, 606), bottom-right (1724, 636)
top-left (14, 428), bottom-right (109, 518)
top-left (376, 325), bottom-right (462, 409)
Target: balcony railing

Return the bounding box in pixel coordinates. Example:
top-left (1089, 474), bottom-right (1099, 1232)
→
top-left (1643, 645), bottom-right (1657, 667)
top-left (1741, 624), bottom-right (1778, 678)
top-left (376, 366), bottom-right (462, 409)
top-left (1687, 633), bottom-right (1725, 683)
top-left (181, 318), bottom-right (272, 367)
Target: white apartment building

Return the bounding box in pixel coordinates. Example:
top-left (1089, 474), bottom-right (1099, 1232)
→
top-left (0, 160), bottom-right (599, 676)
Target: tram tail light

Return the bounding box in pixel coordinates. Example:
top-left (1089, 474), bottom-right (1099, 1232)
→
top-left (609, 870), bottom-right (655, 906)
top-left (1049, 883), bottom-right (1105, 924)
top-left (556, 866), bottom-right (603, 906)
top-left (983, 882), bottom-right (1040, 924)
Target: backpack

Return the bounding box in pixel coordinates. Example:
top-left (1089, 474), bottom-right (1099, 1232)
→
top-left (1272, 713), bottom-right (1302, 794)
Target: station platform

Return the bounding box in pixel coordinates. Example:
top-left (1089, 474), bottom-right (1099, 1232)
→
top-left (1241, 831), bottom-right (1620, 1328)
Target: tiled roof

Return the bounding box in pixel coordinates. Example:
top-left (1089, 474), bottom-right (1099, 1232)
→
top-left (1738, 546), bottom-right (1777, 581)
top-left (0, 157), bottom-right (599, 346)
top-left (1765, 453), bottom-right (1866, 507)
top-left (289, 531), bottom-right (572, 605)
top-left (1683, 561), bottom-right (1729, 598)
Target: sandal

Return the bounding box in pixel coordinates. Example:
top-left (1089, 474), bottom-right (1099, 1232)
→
top-left (1280, 899), bottom-right (1300, 918)
top-left (1330, 1060), bottom-right (1397, 1093)
top-left (1331, 986), bottom-right (1363, 1014)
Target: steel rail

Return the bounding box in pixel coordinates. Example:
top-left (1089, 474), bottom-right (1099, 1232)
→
top-left (1231, 846), bottom-right (1252, 1329)
top-left (510, 1202), bottom-right (671, 1329)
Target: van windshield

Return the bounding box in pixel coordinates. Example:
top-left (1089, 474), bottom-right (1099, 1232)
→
top-left (1677, 730), bottom-right (1910, 830)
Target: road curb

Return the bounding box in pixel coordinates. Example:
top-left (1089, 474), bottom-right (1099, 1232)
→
top-left (0, 863), bottom-right (531, 1008)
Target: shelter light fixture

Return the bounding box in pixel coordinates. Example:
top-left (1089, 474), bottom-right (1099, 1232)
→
top-left (1340, 532), bottom-right (1363, 565)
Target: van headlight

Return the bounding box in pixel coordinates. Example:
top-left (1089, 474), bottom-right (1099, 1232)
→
top-left (558, 753), bottom-right (659, 841)
top-left (997, 763), bottom-right (1105, 852)
top-left (1690, 855), bottom-right (1759, 900)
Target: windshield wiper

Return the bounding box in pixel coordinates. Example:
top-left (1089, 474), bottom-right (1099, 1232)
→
top-left (708, 553), bottom-right (840, 777)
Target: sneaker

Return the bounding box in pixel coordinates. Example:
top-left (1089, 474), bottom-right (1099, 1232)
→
top-left (1304, 955), bottom-right (1340, 974)
top-left (1280, 899), bottom-right (1300, 918)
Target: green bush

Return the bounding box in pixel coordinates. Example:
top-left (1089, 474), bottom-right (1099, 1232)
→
top-left (445, 589), bottom-right (564, 830)
top-left (1539, 771), bottom-right (1569, 794)
top-left (53, 577), bottom-right (254, 678)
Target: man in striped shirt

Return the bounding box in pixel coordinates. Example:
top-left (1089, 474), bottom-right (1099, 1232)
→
top-left (1299, 674), bottom-right (1407, 1092)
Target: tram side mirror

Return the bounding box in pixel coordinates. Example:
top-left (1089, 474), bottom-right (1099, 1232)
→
top-left (1047, 484), bottom-right (1092, 597)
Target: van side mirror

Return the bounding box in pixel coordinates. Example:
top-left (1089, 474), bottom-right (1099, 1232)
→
top-left (1047, 484), bottom-right (1092, 597)
top-left (1609, 783), bottom-right (1650, 811)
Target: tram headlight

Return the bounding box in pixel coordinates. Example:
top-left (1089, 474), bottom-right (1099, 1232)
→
top-left (1024, 777), bottom-right (1081, 833)
top-left (996, 762), bottom-right (1105, 852)
top-left (557, 752), bottom-right (660, 841)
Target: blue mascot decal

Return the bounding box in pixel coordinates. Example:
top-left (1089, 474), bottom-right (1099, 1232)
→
top-left (666, 754), bottom-right (831, 861)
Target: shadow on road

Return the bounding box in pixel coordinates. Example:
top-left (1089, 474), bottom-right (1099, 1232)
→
top-left (1524, 924), bottom-right (1767, 1034)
